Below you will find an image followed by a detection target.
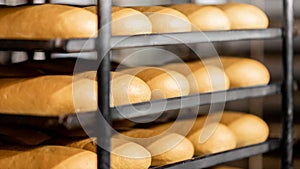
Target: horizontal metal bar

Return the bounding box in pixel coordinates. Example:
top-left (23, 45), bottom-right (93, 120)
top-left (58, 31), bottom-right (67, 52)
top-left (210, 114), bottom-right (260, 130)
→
top-left (151, 139), bottom-right (280, 169)
top-left (111, 83), bottom-right (281, 120)
top-left (111, 28), bottom-right (282, 49)
top-left (0, 29), bottom-right (283, 52)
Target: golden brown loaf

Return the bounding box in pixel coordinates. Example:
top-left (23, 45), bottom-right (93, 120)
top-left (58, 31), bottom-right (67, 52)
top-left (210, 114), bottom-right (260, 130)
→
top-left (204, 56), bottom-right (270, 88)
top-left (163, 62), bottom-right (230, 93)
top-left (120, 129), bottom-right (194, 166)
top-left (47, 137), bottom-right (152, 169)
top-left (0, 72), bottom-right (151, 116)
top-left (149, 111), bottom-right (269, 150)
top-left (188, 123), bottom-right (236, 155)
top-left (200, 111), bottom-right (269, 147)
top-left (0, 4), bottom-right (97, 39)
top-left (0, 75), bottom-right (97, 116)
top-left (222, 112), bottom-right (269, 147)
top-left (133, 6), bottom-right (192, 33)
top-left (111, 72), bottom-right (151, 106)
top-left (0, 145), bottom-right (97, 169)
top-left (218, 3), bottom-right (269, 29)
top-left (121, 67), bottom-right (190, 99)
top-left (77, 71), bottom-right (152, 106)
top-left (111, 138), bottom-right (152, 169)
top-left (85, 6), bottom-right (152, 35)
top-left (170, 4), bottom-right (230, 31)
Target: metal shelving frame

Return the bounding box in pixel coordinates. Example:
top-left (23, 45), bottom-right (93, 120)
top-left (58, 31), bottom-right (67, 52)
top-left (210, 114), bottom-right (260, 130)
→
top-left (94, 0), bottom-right (294, 168)
top-left (281, 0), bottom-right (294, 168)
top-left (0, 0), bottom-right (294, 168)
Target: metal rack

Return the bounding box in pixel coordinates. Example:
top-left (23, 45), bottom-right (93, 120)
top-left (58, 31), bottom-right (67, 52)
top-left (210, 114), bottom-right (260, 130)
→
top-left (0, 0), bottom-right (294, 169)
top-left (93, 0), bottom-right (295, 168)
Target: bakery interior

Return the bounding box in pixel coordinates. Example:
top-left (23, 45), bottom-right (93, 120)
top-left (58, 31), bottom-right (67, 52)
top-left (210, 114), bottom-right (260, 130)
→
top-left (0, 0), bottom-right (299, 168)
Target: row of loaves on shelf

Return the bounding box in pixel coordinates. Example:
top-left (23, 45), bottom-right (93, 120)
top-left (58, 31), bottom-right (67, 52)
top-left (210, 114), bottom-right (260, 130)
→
top-left (0, 56), bottom-right (270, 116)
top-left (0, 3), bottom-right (269, 39)
top-left (0, 111), bottom-right (269, 169)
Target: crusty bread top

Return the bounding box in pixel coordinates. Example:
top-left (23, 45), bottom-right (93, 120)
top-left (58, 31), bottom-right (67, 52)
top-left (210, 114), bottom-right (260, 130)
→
top-left (0, 145), bottom-right (97, 169)
top-left (85, 6), bottom-right (152, 35)
top-left (0, 4), bottom-right (97, 39)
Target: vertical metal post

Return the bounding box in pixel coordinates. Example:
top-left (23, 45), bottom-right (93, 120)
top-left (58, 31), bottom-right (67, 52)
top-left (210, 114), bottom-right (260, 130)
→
top-left (96, 0), bottom-right (112, 168)
top-left (281, 0), bottom-right (294, 168)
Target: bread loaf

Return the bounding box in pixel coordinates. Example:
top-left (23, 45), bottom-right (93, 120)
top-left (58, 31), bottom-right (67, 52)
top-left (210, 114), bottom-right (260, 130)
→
top-left (217, 3), bottom-right (269, 29)
top-left (188, 123), bottom-right (236, 155)
top-left (111, 72), bottom-right (151, 106)
top-left (148, 111), bottom-right (268, 153)
top-left (120, 129), bottom-right (194, 166)
top-left (85, 6), bottom-right (152, 35)
top-left (46, 137), bottom-right (152, 169)
top-left (0, 71), bottom-right (152, 115)
top-left (76, 71), bottom-right (152, 106)
top-left (121, 67), bottom-right (190, 99)
top-left (163, 62), bottom-right (230, 93)
top-left (0, 145), bottom-right (97, 169)
top-left (221, 112), bottom-right (269, 147)
top-left (0, 75), bottom-right (97, 116)
top-left (133, 6), bottom-right (192, 33)
top-left (170, 4), bottom-right (230, 31)
top-left (111, 138), bottom-right (152, 169)
top-left (0, 4), bottom-right (97, 39)
top-left (203, 57), bottom-right (270, 88)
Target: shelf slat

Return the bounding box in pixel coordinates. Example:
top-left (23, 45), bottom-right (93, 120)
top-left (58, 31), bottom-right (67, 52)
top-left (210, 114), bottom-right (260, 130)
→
top-left (0, 28), bottom-right (282, 52)
top-left (151, 139), bottom-right (280, 169)
top-left (0, 83), bottom-right (281, 130)
top-left (110, 83), bottom-right (281, 120)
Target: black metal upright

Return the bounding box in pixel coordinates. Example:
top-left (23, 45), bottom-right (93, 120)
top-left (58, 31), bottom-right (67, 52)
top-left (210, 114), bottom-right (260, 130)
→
top-left (96, 0), bottom-right (112, 168)
top-left (282, 0), bottom-right (294, 168)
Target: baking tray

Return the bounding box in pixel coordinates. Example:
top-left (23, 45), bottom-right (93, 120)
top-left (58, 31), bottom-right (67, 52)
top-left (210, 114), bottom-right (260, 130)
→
top-left (0, 83), bottom-right (281, 131)
top-left (151, 139), bottom-right (280, 169)
top-left (0, 28), bottom-right (282, 53)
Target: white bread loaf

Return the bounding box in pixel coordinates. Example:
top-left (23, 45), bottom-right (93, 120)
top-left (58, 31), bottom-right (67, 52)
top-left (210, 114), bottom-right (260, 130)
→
top-left (133, 6), bottom-right (192, 33)
top-left (146, 111), bottom-right (268, 154)
top-left (194, 111), bottom-right (269, 147)
top-left (0, 145), bottom-right (97, 169)
top-left (120, 129), bottom-right (194, 166)
top-left (46, 137), bottom-right (152, 169)
top-left (0, 72), bottom-right (151, 116)
top-left (218, 3), bottom-right (269, 29)
top-left (221, 112), bottom-right (269, 147)
top-left (76, 71), bottom-right (151, 106)
top-left (85, 6), bottom-right (152, 35)
top-left (121, 67), bottom-right (190, 99)
top-left (0, 75), bottom-right (97, 116)
top-left (188, 123), bottom-right (236, 155)
top-left (203, 56), bottom-right (270, 88)
top-left (111, 138), bottom-right (152, 169)
top-left (163, 62), bottom-right (230, 93)
top-left (170, 4), bottom-right (230, 31)
top-left (0, 4), bottom-right (97, 39)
